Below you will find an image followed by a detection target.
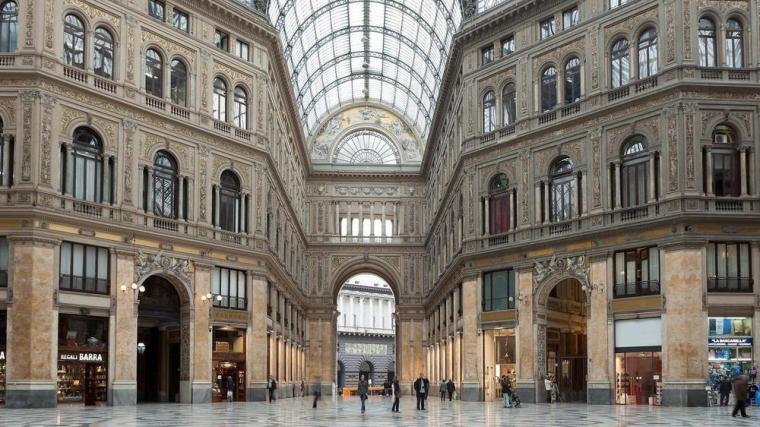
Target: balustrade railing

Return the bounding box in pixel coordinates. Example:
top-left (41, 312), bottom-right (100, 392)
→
top-left (63, 66), bottom-right (88, 83)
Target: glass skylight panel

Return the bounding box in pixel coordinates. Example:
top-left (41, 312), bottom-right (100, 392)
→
top-left (268, 0), bottom-right (461, 142)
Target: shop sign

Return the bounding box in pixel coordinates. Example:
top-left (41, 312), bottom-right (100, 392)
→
top-left (708, 337), bottom-right (752, 347)
top-left (59, 352), bottom-right (104, 363)
top-left (0, 350), bottom-right (5, 361)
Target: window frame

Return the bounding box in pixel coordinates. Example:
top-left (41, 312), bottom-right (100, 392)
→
top-left (562, 6), bottom-right (579, 30)
top-left (70, 127), bottom-right (104, 203)
top-left (610, 38), bottom-right (630, 88)
top-left (212, 266), bottom-right (247, 310)
top-left (152, 150), bottom-right (178, 219)
top-left (724, 18), bottom-right (743, 68)
top-left (63, 14), bottom-right (86, 69)
top-left (170, 58), bottom-right (188, 106)
top-left (172, 8), bottom-right (189, 32)
top-left (213, 77), bottom-right (228, 122)
top-left (219, 170), bottom-right (242, 233)
top-left (148, 0), bottom-right (166, 21)
top-left (0, 236), bottom-right (8, 287)
top-left (481, 45), bottom-right (494, 65)
top-left (564, 57), bottom-right (581, 104)
top-left (540, 16), bottom-right (556, 40)
top-left (637, 27), bottom-right (658, 78)
top-left (236, 39), bottom-right (250, 61)
top-left (482, 269), bottom-right (516, 312)
top-left (215, 29), bottom-right (229, 52)
top-left (93, 27), bottom-right (114, 79)
top-left (541, 66), bottom-right (558, 112)
top-left (707, 242), bottom-right (752, 292)
top-left (501, 82), bottom-right (516, 126)
top-left (613, 247), bottom-right (660, 298)
top-left (482, 90), bottom-right (496, 132)
top-left (0, 1), bottom-right (18, 53)
top-left (233, 86), bottom-right (248, 129)
top-left (698, 17), bottom-right (717, 68)
top-left (59, 241), bottom-right (110, 294)
top-left (501, 35), bottom-right (514, 57)
top-left (549, 157), bottom-right (574, 222)
top-left (144, 48), bottom-right (164, 98)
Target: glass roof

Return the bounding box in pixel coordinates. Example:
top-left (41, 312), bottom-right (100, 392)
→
top-left (268, 0), bottom-right (462, 142)
top-left (333, 129), bottom-right (401, 164)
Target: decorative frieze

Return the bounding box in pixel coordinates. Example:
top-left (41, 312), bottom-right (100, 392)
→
top-left (134, 249), bottom-right (192, 285)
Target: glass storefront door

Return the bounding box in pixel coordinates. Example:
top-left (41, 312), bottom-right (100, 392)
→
top-left (615, 351), bottom-right (662, 405)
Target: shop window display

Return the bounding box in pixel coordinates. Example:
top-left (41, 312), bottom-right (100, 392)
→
top-left (57, 314), bottom-right (108, 405)
top-left (615, 352), bottom-right (662, 405)
top-left (707, 317), bottom-right (753, 387)
top-left (212, 327), bottom-right (246, 402)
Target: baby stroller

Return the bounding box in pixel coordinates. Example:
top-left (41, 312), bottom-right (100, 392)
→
top-left (510, 392), bottom-right (521, 408)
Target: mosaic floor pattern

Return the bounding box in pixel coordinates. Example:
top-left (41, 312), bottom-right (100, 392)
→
top-left (0, 396), bottom-right (756, 426)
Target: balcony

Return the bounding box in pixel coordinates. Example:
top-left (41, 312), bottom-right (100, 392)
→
top-left (608, 84), bottom-right (630, 101)
top-left (93, 76), bottom-right (117, 94)
top-left (145, 95), bottom-right (166, 111)
top-left (0, 54), bottom-right (15, 67)
top-left (698, 67), bottom-right (753, 81)
top-left (707, 277), bottom-right (753, 293)
top-left (214, 120), bottom-right (232, 134)
top-left (63, 65), bottom-right (88, 83)
top-left (170, 104), bottom-right (191, 120)
top-left (610, 203), bottom-right (657, 223)
top-left (560, 101), bottom-right (580, 117)
top-left (635, 75), bottom-right (658, 93)
top-left (538, 110), bottom-right (556, 124)
top-left (614, 280), bottom-right (660, 299)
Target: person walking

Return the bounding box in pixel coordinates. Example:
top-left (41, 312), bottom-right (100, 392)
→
top-left (301, 380), bottom-right (305, 398)
top-left (312, 378), bottom-right (322, 408)
top-left (751, 365), bottom-right (758, 383)
top-left (226, 375), bottom-right (235, 402)
top-left (440, 380), bottom-right (447, 401)
top-left (391, 377), bottom-right (401, 412)
top-left (358, 374), bottom-right (370, 414)
top-left (719, 376), bottom-right (732, 406)
top-left (731, 374), bottom-right (749, 418)
top-left (544, 375), bottom-right (552, 403)
top-left (414, 373), bottom-right (430, 410)
top-left (501, 376), bottom-right (512, 408)
top-left (267, 375), bottom-right (277, 403)
top-left (446, 379), bottom-right (455, 401)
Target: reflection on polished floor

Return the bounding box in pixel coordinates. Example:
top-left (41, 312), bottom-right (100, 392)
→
top-left (0, 397), bottom-right (755, 426)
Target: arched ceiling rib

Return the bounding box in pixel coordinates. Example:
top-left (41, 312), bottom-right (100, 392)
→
top-left (268, 0), bottom-right (462, 145)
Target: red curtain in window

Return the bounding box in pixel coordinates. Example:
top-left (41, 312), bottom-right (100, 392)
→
top-left (489, 193), bottom-right (510, 234)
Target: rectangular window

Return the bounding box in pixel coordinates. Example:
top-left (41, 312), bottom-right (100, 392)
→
top-left (482, 269), bottom-right (516, 311)
top-left (540, 17), bottom-right (556, 40)
top-left (148, 0), bottom-right (165, 21)
top-left (215, 30), bottom-right (229, 52)
top-left (614, 247), bottom-right (660, 298)
top-left (563, 7), bottom-right (579, 29)
top-left (481, 45), bottom-right (494, 65)
top-left (501, 36), bottom-right (514, 57)
top-left (213, 267), bottom-right (247, 309)
top-left (236, 40), bottom-right (250, 61)
top-left (707, 242), bottom-right (752, 292)
top-left (59, 242), bottom-right (110, 294)
top-left (0, 237), bottom-right (7, 287)
top-left (172, 9), bottom-right (189, 32)
top-left (609, 0), bottom-right (627, 8)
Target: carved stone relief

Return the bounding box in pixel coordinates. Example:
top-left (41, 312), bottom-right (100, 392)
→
top-left (591, 129), bottom-right (602, 209)
top-left (684, 106), bottom-right (696, 189)
top-left (198, 148), bottom-right (209, 221)
top-left (123, 121), bottom-right (138, 206)
top-left (142, 30), bottom-right (195, 63)
top-left (533, 255), bottom-right (590, 291)
top-left (667, 108), bottom-right (679, 192)
top-left (64, 0), bottom-right (120, 29)
top-left (665, 1), bottom-right (675, 64)
top-left (39, 93), bottom-right (57, 186)
top-left (134, 249), bottom-right (192, 285)
top-left (0, 97), bottom-right (17, 127)
top-left (24, 0), bottom-right (34, 48)
top-left (20, 90), bottom-right (36, 182)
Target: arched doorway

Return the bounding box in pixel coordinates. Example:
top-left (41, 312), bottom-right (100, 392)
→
top-left (541, 278), bottom-right (588, 402)
top-left (335, 273), bottom-right (396, 391)
top-left (136, 275), bottom-right (185, 403)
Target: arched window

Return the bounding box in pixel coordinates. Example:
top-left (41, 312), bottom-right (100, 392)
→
top-left (621, 135), bottom-right (649, 208)
top-left (0, 1), bottom-right (18, 52)
top-left (610, 38), bottom-right (630, 88)
top-left (170, 59), bottom-right (188, 106)
top-left (63, 14), bottom-right (85, 68)
top-left (488, 173), bottom-right (510, 234)
top-left (710, 124), bottom-right (740, 197)
top-left (482, 91), bottom-right (496, 132)
top-left (219, 170), bottom-right (241, 232)
top-left (153, 151), bottom-right (178, 218)
top-left (70, 127), bottom-right (103, 202)
top-left (725, 19), bottom-right (743, 68)
top-left (93, 27), bottom-right (114, 79)
top-left (637, 27), bottom-right (657, 78)
top-left (501, 83), bottom-right (516, 126)
top-left (564, 57), bottom-right (581, 104)
top-left (698, 17), bottom-right (717, 67)
top-left (145, 48), bottom-right (163, 97)
top-left (213, 77), bottom-right (227, 121)
top-left (549, 157), bottom-right (575, 222)
top-left (233, 86), bottom-right (248, 129)
top-left (541, 67), bottom-right (557, 112)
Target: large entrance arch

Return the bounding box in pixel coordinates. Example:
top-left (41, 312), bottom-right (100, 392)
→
top-left (136, 275), bottom-right (191, 403)
top-left (535, 277), bottom-right (588, 403)
top-left (335, 271), bottom-right (396, 394)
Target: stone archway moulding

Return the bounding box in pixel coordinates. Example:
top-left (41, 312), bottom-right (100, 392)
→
top-left (532, 254), bottom-right (590, 306)
top-left (134, 249), bottom-right (194, 305)
top-left (329, 254), bottom-right (402, 303)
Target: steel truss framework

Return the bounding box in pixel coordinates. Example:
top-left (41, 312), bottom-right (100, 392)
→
top-left (268, 0), bottom-right (462, 149)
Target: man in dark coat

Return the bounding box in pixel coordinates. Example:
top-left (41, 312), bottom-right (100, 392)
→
top-left (391, 377), bottom-right (401, 412)
top-left (446, 379), bottom-right (455, 401)
top-left (718, 376), bottom-right (732, 406)
top-left (267, 375), bottom-right (277, 402)
top-left (732, 374), bottom-right (749, 418)
top-left (413, 373), bottom-right (430, 410)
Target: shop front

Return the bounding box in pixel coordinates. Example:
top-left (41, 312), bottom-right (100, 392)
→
top-left (482, 327), bottom-right (516, 401)
top-left (614, 318), bottom-right (662, 405)
top-left (707, 316), bottom-right (753, 385)
top-left (57, 314), bottom-right (108, 405)
top-left (212, 325), bottom-right (246, 402)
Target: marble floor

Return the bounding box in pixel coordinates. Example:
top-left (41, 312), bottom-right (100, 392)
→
top-left (0, 396), bottom-right (756, 426)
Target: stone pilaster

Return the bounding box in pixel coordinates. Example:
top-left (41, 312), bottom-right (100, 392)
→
top-left (110, 250), bottom-right (137, 405)
top-left (304, 308), bottom-right (336, 397)
top-left (247, 275), bottom-right (269, 401)
top-left (191, 263), bottom-right (212, 403)
top-left (460, 277), bottom-right (482, 401)
top-left (587, 257), bottom-right (612, 404)
top-left (661, 246), bottom-right (707, 406)
top-left (515, 268), bottom-right (537, 402)
top-left (396, 305), bottom-right (425, 395)
top-left (5, 236), bottom-right (59, 408)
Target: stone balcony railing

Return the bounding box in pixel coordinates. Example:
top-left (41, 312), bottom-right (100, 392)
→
top-left (464, 195), bottom-right (760, 254)
top-left (463, 65), bottom-right (759, 154)
top-left (308, 234), bottom-right (425, 245)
